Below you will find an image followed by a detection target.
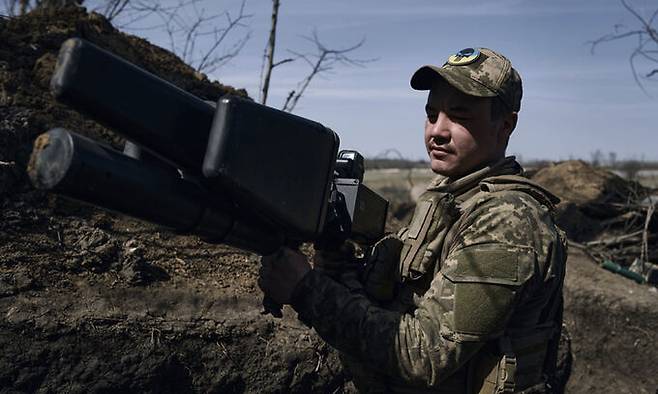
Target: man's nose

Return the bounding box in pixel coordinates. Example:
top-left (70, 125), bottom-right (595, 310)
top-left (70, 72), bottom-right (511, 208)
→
top-left (428, 112), bottom-right (451, 139)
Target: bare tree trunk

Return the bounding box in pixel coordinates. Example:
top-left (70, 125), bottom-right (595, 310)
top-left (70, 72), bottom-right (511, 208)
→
top-left (260, 0), bottom-right (280, 105)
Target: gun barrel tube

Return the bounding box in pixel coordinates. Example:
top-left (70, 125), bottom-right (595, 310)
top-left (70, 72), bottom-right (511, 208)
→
top-left (51, 38), bottom-right (214, 173)
top-left (27, 128), bottom-right (282, 254)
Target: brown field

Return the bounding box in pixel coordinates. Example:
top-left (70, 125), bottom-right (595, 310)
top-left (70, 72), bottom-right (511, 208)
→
top-left (636, 170), bottom-right (658, 189)
top-left (365, 167), bottom-right (658, 199)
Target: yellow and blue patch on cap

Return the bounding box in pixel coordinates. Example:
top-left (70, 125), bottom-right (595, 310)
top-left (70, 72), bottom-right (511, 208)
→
top-left (447, 48), bottom-right (480, 66)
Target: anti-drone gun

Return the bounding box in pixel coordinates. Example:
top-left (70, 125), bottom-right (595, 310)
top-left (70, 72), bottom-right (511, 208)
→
top-left (27, 38), bottom-right (388, 256)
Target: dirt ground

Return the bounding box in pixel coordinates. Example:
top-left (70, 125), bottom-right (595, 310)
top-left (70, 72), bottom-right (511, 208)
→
top-left (2, 193), bottom-right (656, 393)
top-left (1, 7), bottom-right (657, 394)
top-left (562, 248), bottom-right (657, 393)
top-left (0, 194), bottom-right (351, 393)
top-left (0, 195), bottom-right (345, 393)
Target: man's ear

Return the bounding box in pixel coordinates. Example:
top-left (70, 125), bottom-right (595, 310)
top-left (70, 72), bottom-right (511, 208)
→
top-left (499, 112), bottom-right (518, 142)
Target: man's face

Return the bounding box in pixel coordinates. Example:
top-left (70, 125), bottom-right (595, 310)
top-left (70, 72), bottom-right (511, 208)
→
top-left (424, 80), bottom-right (512, 178)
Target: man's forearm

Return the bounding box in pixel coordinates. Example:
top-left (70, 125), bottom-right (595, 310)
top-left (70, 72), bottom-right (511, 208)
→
top-left (290, 269), bottom-right (481, 387)
top-left (292, 269), bottom-right (400, 360)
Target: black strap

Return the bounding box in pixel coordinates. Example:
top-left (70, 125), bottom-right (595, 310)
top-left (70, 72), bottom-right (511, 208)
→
top-left (541, 294), bottom-right (564, 392)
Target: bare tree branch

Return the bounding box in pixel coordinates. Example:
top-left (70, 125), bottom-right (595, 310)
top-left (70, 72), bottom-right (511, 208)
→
top-left (282, 30), bottom-right (375, 112)
top-left (629, 45), bottom-right (650, 96)
top-left (621, 0), bottom-right (655, 40)
top-left (649, 8), bottom-right (658, 25)
top-left (272, 58), bottom-right (293, 68)
top-left (195, 0), bottom-right (251, 73)
top-left (106, 1), bottom-right (183, 30)
top-left (90, 0), bottom-right (252, 74)
top-left (282, 89), bottom-right (295, 107)
top-left (589, 0), bottom-right (658, 94)
top-left (589, 30), bottom-right (645, 52)
top-left (640, 201), bottom-right (655, 265)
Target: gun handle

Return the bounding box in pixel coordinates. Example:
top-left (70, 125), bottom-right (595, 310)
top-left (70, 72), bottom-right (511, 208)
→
top-left (260, 242), bottom-right (304, 319)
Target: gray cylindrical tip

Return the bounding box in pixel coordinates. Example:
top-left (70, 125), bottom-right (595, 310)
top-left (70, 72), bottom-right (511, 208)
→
top-left (27, 128), bottom-right (74, 190)
top-left (50, 38), bottom-right (81, 100)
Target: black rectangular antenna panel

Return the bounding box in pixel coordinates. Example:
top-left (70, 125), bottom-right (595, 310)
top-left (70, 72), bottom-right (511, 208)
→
top-left (204, 96), bottom-right (340, 240)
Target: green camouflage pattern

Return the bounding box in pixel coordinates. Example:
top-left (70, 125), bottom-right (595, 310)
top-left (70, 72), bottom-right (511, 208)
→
top-left (291, 157), bottom-right (567, 393)
top-left (410, 48), bottom-right (523, 112)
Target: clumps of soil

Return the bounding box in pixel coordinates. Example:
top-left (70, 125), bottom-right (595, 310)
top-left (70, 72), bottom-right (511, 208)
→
top-left (0, 270), bottom-right (39, 297)
top-left (119, 239), bottom-right (170, 285)
top-left (0, 6), bottom-right (352, 393)
top-left (532, 160), bottom-right (657, 265)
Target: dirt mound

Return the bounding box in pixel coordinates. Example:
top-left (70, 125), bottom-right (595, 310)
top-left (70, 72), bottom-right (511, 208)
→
top-left (532, 161), bottom-right (657, 266)
top-left (0, 7), bottom-right (351, 393)
top-left (532, 160), bottom-right (646, 216)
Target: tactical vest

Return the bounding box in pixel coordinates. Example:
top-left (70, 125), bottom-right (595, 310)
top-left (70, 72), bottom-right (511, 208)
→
top-left (349, 162), bottom-right (566, 394)
top-left (457, 177), bottom-right (565, 394)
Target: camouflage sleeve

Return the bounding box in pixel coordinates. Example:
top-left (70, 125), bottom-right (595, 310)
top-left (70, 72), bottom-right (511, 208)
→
top-left (291, 270), bottom-right (484, 386)
top-left (290, 191), bottom-right (550, 387)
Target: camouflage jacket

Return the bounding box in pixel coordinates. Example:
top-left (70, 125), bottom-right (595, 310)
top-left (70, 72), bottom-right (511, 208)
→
top-left (291, 157), bottom-right (567, 393)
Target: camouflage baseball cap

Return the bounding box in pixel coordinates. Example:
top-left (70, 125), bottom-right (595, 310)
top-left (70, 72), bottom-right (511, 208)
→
top-left (410, 47), bottom-right (522, 112)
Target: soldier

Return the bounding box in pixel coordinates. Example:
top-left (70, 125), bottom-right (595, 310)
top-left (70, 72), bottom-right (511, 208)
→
top-left (259, 47), bottom-right (568, 394)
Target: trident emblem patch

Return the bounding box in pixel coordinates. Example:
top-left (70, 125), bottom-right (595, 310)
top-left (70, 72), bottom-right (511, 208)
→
top-left (447, 48), bottom-right (480, 66)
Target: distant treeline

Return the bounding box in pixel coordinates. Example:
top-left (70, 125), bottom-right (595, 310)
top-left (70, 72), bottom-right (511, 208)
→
top-left (365, 156), bottom-right (658, 178)
top-left (522, 159), bottom-right (658, 170)
top-left (365, 158), bottom-right (429, 170)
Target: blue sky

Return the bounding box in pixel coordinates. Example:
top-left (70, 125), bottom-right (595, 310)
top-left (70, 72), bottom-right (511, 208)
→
top-left (78, 1), bottom-right (658, 161)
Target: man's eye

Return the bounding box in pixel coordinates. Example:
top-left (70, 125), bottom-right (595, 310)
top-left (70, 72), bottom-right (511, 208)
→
top-left (427, 113), bottom-right (438, 123)
top-left (449, 112), bottom-right (469, 121)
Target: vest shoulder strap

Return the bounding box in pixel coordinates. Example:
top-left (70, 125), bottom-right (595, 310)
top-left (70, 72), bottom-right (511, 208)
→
top-left (478, 174), bottom-right (561, 209)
